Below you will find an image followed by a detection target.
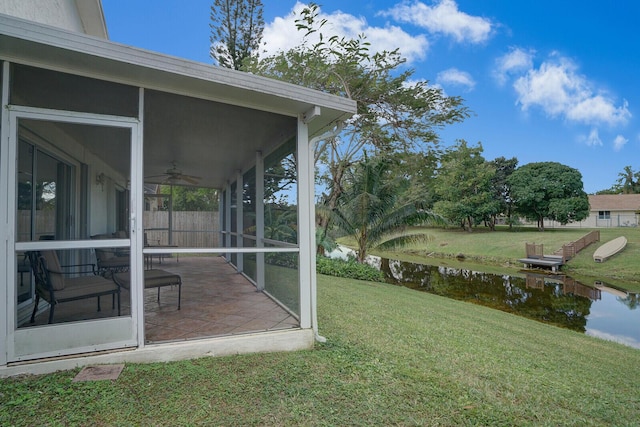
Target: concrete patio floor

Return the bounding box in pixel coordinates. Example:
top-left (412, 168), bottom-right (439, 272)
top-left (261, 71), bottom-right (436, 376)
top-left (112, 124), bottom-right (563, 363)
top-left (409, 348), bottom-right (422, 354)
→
top-left (23, 256), bottom-right (300, 343)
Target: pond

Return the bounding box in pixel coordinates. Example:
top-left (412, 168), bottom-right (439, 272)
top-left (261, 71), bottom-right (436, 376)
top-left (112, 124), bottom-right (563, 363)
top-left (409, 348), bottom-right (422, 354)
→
top-left (378, 258), bottom-right (640, 349)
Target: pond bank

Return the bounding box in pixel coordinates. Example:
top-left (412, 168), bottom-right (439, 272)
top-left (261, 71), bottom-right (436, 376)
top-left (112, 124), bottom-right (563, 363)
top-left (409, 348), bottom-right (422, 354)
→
top-left (337, 226), bottom-right (640, 293)
top-left (378, 257), bottom-right (640, 349)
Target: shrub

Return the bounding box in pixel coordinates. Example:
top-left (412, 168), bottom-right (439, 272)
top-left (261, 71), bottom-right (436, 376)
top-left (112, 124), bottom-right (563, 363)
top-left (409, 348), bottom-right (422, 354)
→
top-left (265, 252), bottom-right (298, 268)
top-left (316, 256), bottom-right (386, 282)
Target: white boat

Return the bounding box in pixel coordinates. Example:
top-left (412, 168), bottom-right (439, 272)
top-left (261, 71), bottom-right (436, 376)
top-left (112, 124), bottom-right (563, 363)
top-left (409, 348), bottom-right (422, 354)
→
top-left (594, 283), bottom-right (629, 298)
top-left (593, 236), bottom-right (627, 262)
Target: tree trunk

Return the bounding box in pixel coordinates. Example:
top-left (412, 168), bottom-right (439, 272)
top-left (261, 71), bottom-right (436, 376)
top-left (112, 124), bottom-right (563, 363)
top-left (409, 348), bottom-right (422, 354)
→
top-left (358, 229), bottom-right (367, 263)
top-left (317, 161), bottom-right (349, 253)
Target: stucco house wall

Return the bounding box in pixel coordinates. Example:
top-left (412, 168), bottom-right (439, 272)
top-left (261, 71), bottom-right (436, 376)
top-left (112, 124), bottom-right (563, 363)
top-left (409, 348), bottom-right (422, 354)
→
top-left (0, 0), bottom-right (107, 38)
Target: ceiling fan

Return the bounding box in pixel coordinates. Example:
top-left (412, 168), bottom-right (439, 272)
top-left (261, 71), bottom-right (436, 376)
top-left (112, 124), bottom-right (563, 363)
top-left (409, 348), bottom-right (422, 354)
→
top-left (145, 162), bottom-right (201, 186)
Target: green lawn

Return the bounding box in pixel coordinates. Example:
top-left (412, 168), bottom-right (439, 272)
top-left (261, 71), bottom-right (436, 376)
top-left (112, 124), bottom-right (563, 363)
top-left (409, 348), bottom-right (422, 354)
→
top-left (352, 226), bottom-right (640, 293)
top-left (2, 274), bottom-right (639, 426)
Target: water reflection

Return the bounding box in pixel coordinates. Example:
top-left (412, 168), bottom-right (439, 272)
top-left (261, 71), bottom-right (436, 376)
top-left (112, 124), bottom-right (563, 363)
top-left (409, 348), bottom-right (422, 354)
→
top-left (379, 258), bottom-right (640, 349)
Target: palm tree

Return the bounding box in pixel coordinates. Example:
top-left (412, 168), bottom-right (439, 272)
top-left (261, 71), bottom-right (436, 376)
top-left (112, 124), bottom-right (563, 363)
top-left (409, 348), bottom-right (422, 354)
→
top-left (332, 155), bottom-right (443, 263)
top-left (617, 166), bottom-right (637, 194)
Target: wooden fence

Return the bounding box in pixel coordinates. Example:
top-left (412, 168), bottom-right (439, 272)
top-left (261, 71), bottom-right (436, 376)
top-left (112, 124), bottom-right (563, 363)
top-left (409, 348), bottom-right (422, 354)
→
top-left (562, 277), bottom-right (602, 300)
top-left (553, 230), bottom-right (600, 262)
top-left (16, 210), bottom-right (220, 248)
top-left (526, 274), bottom-right (601, 300)
top-left (16, 211), bottom-right (55, 241)
top-left (144, 211), bottom-right (219, 248)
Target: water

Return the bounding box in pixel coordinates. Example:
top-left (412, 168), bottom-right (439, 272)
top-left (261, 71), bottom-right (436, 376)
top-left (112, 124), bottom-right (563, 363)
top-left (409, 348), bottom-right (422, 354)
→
top-left (379, 258), bottom-right (640, 349)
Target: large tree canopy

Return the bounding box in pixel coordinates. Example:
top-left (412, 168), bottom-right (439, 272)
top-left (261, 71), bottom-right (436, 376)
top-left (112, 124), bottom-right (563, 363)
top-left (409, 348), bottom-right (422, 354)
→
top-left (433, 140), bottom-right (499, 232)
top-left (508, 162), bottom-right (589, 231)
top-left (244, 3), bottom-right (469, 241)
top-left (209, 0), bottom-right (264, 70)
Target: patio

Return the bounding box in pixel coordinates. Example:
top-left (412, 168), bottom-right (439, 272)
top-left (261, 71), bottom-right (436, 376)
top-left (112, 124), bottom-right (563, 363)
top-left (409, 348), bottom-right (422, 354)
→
top-left (26, 256), bottom-right (300, 343)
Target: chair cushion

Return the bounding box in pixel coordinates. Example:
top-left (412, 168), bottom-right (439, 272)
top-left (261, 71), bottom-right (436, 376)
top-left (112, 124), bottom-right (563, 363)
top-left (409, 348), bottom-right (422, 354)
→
top-left (55, 276), bottom-right (118, 301)
top-left (114, 269), bottom-right (181, 289)
top-left (41, 250), bottom-right (65, 290)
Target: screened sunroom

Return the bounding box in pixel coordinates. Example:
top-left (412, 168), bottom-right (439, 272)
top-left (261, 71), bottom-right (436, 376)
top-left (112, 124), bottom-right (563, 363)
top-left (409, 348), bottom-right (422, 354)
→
top-left (0, 13), bottom-right (355, 376)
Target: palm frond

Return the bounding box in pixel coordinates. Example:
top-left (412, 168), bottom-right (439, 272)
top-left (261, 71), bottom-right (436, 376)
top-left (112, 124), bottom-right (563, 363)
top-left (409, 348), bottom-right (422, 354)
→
top-left (375, 233), bottom-right (435, 251)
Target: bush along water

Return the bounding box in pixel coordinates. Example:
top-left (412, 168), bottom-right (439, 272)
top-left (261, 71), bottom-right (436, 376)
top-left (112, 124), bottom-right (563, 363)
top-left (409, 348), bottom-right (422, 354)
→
top-left (316, 256), bottom-right (386, 282)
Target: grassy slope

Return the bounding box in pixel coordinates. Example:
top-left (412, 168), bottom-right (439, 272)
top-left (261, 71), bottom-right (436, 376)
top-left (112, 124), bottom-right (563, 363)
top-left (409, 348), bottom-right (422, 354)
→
top-left (2, 275), bottom-right (639, 426)
top-left (355, 226), bottom-right (640, 293)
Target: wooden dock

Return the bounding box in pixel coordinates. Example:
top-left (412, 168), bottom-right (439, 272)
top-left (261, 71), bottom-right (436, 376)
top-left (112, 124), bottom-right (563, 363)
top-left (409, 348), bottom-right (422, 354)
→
top-left (518, 231), bottom-right (600, 273)
top-left (518, 256), bottom-right (564, 272)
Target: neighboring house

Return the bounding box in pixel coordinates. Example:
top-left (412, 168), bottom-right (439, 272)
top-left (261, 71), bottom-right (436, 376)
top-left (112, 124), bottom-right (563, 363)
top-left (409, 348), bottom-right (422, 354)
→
top-left (539, 194), bottom-right (640, 229)
top-left (584, 194), bottom-right (640, 228)
top-left (0, 2), bottom-right (356, 376)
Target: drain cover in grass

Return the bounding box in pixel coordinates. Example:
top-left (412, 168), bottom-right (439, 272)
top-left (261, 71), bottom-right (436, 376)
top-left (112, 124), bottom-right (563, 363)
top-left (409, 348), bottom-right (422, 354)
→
top-left (73, 364), bottom-right (124, 382)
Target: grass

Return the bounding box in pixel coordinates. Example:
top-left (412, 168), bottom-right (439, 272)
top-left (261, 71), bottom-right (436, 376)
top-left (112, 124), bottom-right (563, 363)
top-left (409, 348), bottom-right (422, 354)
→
top-left (2, 274), bottom-right (639, 426)
top-left (342, 226), bottom-right (640, 293)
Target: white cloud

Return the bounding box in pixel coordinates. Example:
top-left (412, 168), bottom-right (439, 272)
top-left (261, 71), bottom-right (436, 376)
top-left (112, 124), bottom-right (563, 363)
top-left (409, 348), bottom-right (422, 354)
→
top-left (586, 329), bottom-right (640, 349)
top-left (512, 54), bottom-right (631, 127)
top-left (494, 47), bottom-right (534, 86)
top-left (261, 2), bottom-right (429, 63)
top-left (437, 68), bottom-right (475, 91)
top-left (613, 135), bottom-right (628, 151)
top-left (580, 128), bottom-right (602, 147)
top-left (381, 0), bottom-right (493, 44)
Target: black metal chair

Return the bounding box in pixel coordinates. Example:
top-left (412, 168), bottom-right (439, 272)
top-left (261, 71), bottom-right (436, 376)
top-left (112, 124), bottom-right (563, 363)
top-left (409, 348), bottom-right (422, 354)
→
top-left (27, 250), bottom-right (121, 324)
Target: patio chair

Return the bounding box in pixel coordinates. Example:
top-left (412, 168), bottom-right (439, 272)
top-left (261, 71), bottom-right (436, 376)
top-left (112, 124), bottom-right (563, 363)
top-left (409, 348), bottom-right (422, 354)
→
top-left (27, 250), bottom-right (121, 324)
top-left (113, 269), bottom-right (182, 309)
top-left (91, 233), bottom-right (130, 276)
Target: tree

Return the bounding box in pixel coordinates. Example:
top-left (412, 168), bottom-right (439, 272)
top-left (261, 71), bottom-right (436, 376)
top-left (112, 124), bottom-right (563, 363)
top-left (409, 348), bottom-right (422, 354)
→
top-left (209, 0), bottom-right (264, 70)
top-left (595, 165), bottom-right (640, 194)
top-left (489, 156), bottom-right (518, 228)
top-left (388, 149), bottom-right (440, 210)
top-left (508, 162), bottom-right (589, 231)
top-left (245, 3), bottom-right (469, 238)
top-left (331, 155), bottom-right (442, 263)
top-left (433, 141), bottom-right (499, 232)
top-left (616, 166), bottom-right (640, 194)
top-left (160, 185), bottom-right (218, 211)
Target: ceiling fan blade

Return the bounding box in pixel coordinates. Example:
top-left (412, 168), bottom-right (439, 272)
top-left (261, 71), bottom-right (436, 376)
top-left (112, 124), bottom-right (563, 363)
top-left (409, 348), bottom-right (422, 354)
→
top-left (181, 176), bottom-right (200, 185)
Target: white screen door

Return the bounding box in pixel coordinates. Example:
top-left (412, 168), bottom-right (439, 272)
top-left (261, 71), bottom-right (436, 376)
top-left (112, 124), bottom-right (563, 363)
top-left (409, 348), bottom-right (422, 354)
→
top-left (7, 107), bottom-right (142, 362)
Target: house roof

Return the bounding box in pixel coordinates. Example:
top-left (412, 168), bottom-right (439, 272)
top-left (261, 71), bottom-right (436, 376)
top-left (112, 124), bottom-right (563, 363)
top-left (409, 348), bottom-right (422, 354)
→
top-left (0, 13), bottom-right (357, 189)
top-left (589, 194), bottom-right (640, 211)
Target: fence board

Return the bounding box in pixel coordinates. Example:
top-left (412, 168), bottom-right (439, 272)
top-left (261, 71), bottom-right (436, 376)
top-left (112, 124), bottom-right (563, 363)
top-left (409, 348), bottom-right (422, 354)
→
top-left (144, 211), bottom-right (219, 248)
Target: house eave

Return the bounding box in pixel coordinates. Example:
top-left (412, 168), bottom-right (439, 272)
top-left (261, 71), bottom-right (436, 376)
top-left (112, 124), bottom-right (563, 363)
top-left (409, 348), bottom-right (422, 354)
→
top-left (74, 0), bottom-right (108, 39)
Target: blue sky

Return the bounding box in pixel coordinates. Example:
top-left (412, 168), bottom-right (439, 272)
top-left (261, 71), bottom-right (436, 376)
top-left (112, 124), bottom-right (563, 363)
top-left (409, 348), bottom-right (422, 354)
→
top-left (102, 0), bottom-right (640, 193)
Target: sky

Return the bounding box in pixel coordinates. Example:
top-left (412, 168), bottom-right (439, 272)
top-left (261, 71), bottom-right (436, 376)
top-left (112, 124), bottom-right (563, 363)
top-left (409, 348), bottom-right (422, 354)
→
top-left (102, 0), bottom-right (640, 194)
